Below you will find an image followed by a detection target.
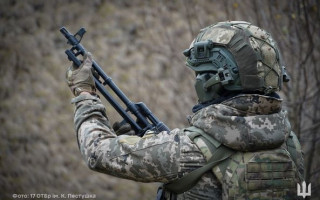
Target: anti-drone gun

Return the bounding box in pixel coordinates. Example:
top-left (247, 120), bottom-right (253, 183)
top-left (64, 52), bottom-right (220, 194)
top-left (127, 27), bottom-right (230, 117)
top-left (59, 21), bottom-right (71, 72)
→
top-left (60, 27), bottom-right (170, 137)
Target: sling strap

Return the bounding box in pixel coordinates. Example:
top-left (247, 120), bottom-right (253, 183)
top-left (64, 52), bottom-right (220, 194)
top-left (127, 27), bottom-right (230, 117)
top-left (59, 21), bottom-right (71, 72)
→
top-left (164, 126), bottom-right (235, 194)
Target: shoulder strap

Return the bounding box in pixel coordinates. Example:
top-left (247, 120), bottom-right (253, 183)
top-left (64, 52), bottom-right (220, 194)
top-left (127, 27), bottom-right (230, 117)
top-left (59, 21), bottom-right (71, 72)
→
top-left (164, 127), bottom-right (235, 194)
top-left (286, 132), bottom-right (298, 161)
top-left (185, 126), bottom-right (221, 148)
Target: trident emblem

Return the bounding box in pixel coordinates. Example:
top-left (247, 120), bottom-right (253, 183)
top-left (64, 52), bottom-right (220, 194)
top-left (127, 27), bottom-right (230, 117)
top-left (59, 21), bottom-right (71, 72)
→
top-left (297, 181), bottom-right (311, 198)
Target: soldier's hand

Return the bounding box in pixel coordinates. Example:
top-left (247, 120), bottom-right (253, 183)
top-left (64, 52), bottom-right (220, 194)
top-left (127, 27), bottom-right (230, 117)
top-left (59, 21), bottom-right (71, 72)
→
top-left (66, 52), bottom-right (96, 96)
top-left (112, 121), bottom-right (135, 136)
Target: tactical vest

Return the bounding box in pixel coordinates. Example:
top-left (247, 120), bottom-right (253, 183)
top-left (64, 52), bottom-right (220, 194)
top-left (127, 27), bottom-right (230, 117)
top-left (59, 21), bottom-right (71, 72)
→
top-left (164, 126), bottom-right (304, 200)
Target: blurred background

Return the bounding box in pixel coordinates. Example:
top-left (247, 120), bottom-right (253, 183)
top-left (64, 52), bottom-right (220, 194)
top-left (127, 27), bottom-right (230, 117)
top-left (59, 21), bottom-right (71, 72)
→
top-left (0, 0), bottom-right (319, 199)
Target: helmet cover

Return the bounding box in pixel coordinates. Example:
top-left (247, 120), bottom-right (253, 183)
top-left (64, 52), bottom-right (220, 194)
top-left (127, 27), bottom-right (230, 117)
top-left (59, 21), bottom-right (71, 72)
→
top-left (185, 21), bottom-right (288, 94)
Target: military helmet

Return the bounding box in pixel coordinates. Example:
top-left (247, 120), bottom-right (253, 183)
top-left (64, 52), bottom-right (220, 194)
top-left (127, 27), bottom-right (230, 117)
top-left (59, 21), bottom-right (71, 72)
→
top-left (183, 21), bottom-right (290, 103)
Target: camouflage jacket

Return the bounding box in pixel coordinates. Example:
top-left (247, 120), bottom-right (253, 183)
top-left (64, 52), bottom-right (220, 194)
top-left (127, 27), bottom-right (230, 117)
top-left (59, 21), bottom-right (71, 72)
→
top-left (72, 93), bottom-right (304, 200)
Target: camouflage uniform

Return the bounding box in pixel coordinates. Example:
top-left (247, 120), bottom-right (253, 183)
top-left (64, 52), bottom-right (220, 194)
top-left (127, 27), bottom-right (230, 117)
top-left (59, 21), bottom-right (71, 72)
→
top-left (72, 92), bottom-right (304, 199)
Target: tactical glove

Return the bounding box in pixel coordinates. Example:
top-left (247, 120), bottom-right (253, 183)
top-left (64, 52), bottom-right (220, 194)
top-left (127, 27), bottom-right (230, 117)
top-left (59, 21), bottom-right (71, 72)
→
top-left (112, 121), bottom-right (135, 136)
top-left (66, 53), bottom-right (96, 96)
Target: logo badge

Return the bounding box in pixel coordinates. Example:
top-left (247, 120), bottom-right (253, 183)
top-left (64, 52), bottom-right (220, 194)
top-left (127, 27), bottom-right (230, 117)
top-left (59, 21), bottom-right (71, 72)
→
top-left (297, 181), bottom-right (311, 198)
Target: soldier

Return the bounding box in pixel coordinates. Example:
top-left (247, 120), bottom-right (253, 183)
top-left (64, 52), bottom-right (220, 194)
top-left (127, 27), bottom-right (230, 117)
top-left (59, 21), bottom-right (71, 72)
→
top-left (66, 21), bottom-right (304, 199)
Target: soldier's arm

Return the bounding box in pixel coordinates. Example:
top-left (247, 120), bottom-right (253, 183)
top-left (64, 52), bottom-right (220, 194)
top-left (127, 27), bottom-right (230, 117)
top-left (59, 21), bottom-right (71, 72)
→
top-left (72, 93), bottom-right (206, 183)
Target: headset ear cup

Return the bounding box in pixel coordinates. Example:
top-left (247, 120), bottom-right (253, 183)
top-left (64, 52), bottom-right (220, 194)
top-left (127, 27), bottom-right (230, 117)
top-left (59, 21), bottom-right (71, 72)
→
top-left (195, 73), bottom-right (223, 103)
